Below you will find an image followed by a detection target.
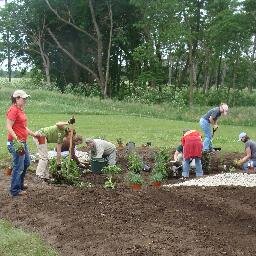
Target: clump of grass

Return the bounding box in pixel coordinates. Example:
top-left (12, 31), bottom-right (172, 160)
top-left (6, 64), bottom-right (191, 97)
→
top-left (0, 220), bottom-right (57, 256)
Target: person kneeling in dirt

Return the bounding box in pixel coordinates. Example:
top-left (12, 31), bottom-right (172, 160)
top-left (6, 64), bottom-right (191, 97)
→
top-left (85, 138), bottom-right (117, 165)
top-left (236, 132), bottom-right (256, 173)
top-left (34, 121), bottom-right (74, 181)
top-left (181, 129), bottom-right (203, 179)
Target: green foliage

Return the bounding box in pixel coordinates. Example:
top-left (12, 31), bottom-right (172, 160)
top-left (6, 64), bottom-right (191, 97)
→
top-left (49, 157), bottom-right (81, 186)
top-left (0, 220), bottom-right (57, 256)
top-left (12, 140), bottom-right (25, 154)
top-left (128, 171), bottom-right (143, 185)
top-left (127, 153), bottom-right (143, 173)
top-left (104, 177), bottom-right (116, 189)
top-left (150, 172), bottom-right (164, 182)
top-left (152, 148), bottom-right (170, 178)
top-left (102, 165), bottom-right (122, 189)
top-left (102, 165), bottom-right (122, 176)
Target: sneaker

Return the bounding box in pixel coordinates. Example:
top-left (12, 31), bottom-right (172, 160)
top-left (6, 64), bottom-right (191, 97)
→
top-left (179, 177), bottom-right (189, 181)
top-left (18, 190), bottom-right (27, 196)
top-left (22, 184), bottom-right (28, 190)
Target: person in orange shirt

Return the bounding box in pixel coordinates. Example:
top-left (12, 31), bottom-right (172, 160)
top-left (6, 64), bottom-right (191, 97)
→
top-left (6, 90), bottom-right (36, 196)
top-left (181, 129), bottom-right (203, 179)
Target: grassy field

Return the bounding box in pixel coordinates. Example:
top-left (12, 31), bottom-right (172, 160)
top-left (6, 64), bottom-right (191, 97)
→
top-left (0, 220), bottom-right (57, 256)
top-left (1, 80), bottom-right (256, 161)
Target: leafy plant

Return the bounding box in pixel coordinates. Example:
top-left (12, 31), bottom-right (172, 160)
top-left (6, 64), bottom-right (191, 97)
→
top-left (152, 148), bottom-right (169, 178)
top-left (104, 177), bottom-right (116, 189)
top-left (150, 172), bottom-right (164, 182)
top-left (128, 171), bottom-right (143, 185)
top-left (13, 140), bottom-right (25, 155)
top-left (102, 165), bottom-right (122, 189)
top-left (127, 153), bottom-right (143, 173)
top-left (102, 165), bottom-right (122, 176)
top-left (49, 157), bottom-right (81, 185)
top-left (116, 138), bottom-right (123, 145)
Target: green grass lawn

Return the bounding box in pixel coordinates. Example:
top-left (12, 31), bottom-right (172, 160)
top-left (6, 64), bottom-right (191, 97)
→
top-left (0, 220), bottom-right (57, 256)
top-left (0, 112), bottom-right (253, 161)
top-left (0, 83), bottom-right (255, 160)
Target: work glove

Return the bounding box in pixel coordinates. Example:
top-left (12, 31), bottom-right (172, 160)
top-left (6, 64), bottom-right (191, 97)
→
top-left (213, 124), bottom-right (219, 131)
top-left (13, 140), bottom-right (25, 155)
top-left (78, 163), bottom-right (86, 169)
top-left (68, 116), bottom-right (75, 125)
top-left (234, 159), bottom-right (242, 166)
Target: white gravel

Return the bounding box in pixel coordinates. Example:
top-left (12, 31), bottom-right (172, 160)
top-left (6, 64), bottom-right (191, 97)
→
top-left (164, 173), bottom-right (256, 187)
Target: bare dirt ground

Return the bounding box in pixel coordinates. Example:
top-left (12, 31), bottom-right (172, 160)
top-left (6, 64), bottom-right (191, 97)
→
top-left (1, 148), bottom-right (256, 256)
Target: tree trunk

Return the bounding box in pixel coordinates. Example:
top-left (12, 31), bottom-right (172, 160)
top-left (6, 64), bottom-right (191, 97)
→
top-left (220, 60), bottom-right (227, 87)
top-left (38, 40), bottom-right (50, 84)
top-left (188, 42), bottom-right (194, 107)
top-left (168, 50), bottom-right (172, 85)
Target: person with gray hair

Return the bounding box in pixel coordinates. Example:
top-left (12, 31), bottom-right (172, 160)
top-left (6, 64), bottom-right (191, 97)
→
top-left (199, 103), bottom-right (229, 152)
top-left (85, 138), bottom-right (117, 165)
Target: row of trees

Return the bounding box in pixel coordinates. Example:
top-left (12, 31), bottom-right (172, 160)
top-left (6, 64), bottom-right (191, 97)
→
top-left (0, 0), bottom-right (256, 104)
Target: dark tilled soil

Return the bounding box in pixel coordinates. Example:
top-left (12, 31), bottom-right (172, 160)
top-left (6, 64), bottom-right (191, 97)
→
top-left (1, 149), bottom-right (256, 256)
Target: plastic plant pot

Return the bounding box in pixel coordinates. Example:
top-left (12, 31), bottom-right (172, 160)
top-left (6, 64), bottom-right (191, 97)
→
top-left (131, 183), bottom-right (142, 191)
top-left (152, 181), bottom-right (161, 187)
top-left (4, 167), bottom-right (12, 176)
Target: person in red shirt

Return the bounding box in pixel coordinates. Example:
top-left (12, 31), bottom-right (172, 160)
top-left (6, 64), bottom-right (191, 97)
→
top-left (181, 129), bottom-right (203, 179)
top-left (6, 90), bottom-right (36, 196)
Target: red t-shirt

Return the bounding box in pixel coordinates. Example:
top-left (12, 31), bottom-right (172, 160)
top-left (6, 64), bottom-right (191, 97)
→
top-left (6, 105), bottom-right (28, 141)
top-left (182, 130), bottom-right (203, 159)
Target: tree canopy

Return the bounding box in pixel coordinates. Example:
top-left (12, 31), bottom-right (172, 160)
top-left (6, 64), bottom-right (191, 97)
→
top-left (0, 0), bottom-right (255, 104)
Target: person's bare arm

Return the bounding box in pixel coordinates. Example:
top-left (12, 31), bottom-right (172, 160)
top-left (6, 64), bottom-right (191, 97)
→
top-left (239, 147), bottom-right (251, 164)
top-left (56, 143), bottom-right (62, 165)
top-left (26, 127), bottom-right (37, 137)
top-left (6, 119), bottom-right (18, 140)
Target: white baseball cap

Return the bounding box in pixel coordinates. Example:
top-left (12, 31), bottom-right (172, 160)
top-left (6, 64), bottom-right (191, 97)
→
top-left (238, 132), bottom-right (247, 141)
top-left (221, 103), bottom-right (228, 115)
top-left (13, 90), bottom-right (30, 98)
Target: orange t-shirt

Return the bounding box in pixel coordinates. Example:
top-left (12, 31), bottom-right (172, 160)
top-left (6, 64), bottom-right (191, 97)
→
top-left (6, 105), bottom-right (28, 141)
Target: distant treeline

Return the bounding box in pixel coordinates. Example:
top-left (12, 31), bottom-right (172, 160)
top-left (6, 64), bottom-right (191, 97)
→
top-left (0, 0), bottom-right (256, 104)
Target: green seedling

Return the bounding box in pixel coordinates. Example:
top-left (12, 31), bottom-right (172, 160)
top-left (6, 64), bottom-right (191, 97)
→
top-left (150, 172), bottom-right (164, 182)
top-left (102, 165), bottom-right (121, 189)
top-left (128, 171), bottom-right (143, 185)
top-left (127, 153), bottom-right (143, 173)
top-left (104, 177), bottom-right (116, 189)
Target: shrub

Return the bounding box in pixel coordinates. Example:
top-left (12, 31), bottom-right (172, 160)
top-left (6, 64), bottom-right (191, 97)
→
top-left (49, 157), bottom-right (81, 185)
top-left (127, 153), bottom-right (143, 173)
top-left (128, 171), bottom-right (143, 185)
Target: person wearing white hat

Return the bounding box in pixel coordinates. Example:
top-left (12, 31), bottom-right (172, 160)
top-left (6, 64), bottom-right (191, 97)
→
top-left (6, 90), bottom-right (36, 196)
top-left (236, 132), bottom-right (256, 173)
top-left (199, 103), bottom-right (229, 152)
top-left (85, 138), bottom-right (117, 165)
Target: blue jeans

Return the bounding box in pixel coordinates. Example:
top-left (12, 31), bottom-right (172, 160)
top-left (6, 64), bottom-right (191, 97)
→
top-left (7, 141), bottom-right (30, 196)
top-left (199, 118), bottom-right (212, 151)
top-left (182, 157), bottom-right (203, 177)
top-left (242, 160), bottom-right (256, 173)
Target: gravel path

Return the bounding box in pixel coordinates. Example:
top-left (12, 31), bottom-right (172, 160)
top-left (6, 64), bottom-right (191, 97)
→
top-left (164, 173), bottom-right (256, 187)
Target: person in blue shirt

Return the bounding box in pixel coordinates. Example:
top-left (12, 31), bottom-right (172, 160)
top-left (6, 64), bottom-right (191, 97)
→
top-left (199, 103), bottom-right (228, 152)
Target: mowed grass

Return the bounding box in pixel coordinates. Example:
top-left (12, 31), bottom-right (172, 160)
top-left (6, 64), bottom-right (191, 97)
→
top-left (0, 83), bottom-right (256, 160)
top-left (0, 112), bottom-right (254, 161)
top-left (0, 220), bottom-right (57, 256)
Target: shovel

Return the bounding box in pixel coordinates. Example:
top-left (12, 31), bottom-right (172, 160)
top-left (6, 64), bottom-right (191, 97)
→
top-left (212, 126), bottom-right (221, 151)
top-left (68, 116), bottom-right (75, 158)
